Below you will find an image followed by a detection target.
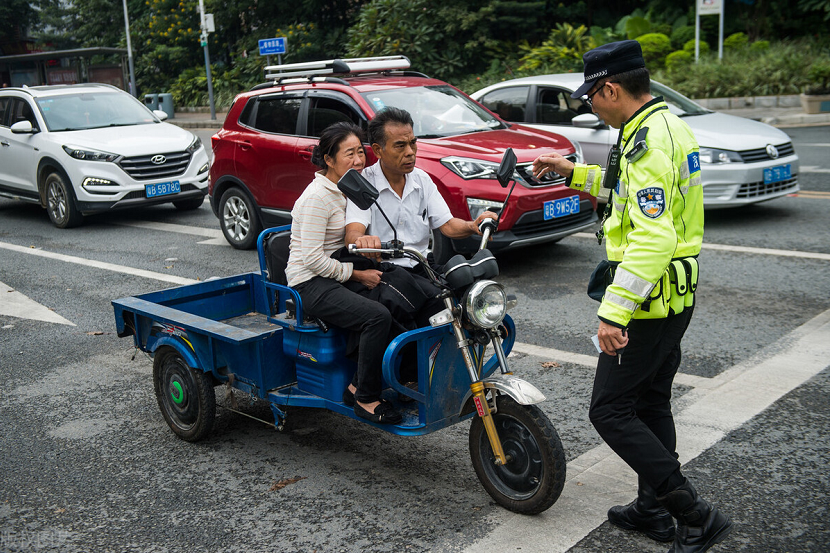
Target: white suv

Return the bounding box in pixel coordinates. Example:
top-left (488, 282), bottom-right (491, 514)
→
top-left (0, 84), bottom-right (210, 228)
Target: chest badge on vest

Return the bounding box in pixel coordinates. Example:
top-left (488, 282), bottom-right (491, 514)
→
top-left (636, 187), bottom-right (666, 218)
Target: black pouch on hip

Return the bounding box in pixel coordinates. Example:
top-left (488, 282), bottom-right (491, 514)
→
top-left (587, 260), bottom-right (618, 302)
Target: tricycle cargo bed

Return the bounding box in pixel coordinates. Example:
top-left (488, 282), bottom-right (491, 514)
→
top-left (112, 272), bottom-right (294, 397)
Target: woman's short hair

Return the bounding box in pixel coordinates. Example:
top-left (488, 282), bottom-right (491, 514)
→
top-left (310, 122), bottom-right (366, 169)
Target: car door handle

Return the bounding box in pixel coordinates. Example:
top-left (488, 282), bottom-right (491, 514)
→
top-left (0, 141), bottom-right (9, 147)
top-left (239, 140), bottom-right (252, 151)
top-left (298, 146), bottom-right (313, 159)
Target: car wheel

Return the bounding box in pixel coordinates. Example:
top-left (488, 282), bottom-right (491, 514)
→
top-left (219, 187), bottom-right (262, 250)
top-left (44, 171), bottom-right (83, 228)
top-left (173, 196), bottom-right (205, 211)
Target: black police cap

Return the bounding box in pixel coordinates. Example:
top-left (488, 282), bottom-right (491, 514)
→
top-left (571, 40), bottom-right (646, 99)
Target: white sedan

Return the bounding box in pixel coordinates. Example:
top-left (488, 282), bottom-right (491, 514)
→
top-left (472, 73), bottom-right (799, 208)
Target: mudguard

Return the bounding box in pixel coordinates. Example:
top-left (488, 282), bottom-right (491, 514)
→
top-left (460, 374), bottom-right (546, 415)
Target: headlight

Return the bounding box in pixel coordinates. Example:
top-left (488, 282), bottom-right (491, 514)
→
top-left (187, 136), bottom-right (203, 154)
top-left (699, 147), bottom-right (741, 164)
top-left (62, 145), bottom-right (119, 162)
top-left (464, 280), bottom-right (507, 328)
top-left (570, 139), bottom-right (584, 164)
top-left (467, 198), bottom-right (503, 220)
top-left (442, 156), bottom-right (500, 179)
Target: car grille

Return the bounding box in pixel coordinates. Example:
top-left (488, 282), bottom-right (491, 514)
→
top-left (736, 175), bottom-right (798, 199)
top-left (738, 142), bottom-right (795, 163)
top-left (122, 183), bottom-right (201, 200)
top-left (119, 151), bottom-right (192, 180)
top-left (515, 154), bottom-right (579, 187)
top-left (511, 199), bottom-right (595, 237)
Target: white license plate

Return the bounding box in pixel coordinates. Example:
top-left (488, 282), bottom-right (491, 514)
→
top-left (145, 180), bottom-right (181, 198)
top-left (544, 195), bottom-right (580, 220)
top-left (763, 164), bottom-right (791, 185)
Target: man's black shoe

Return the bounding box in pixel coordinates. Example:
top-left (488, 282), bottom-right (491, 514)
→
top-left (608, 478), bottom-right (675, 542)
top-left (657, 479), bottom-right (733, 553)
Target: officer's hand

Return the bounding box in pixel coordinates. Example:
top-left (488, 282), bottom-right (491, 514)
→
top-left (597, 321), bottom-right (628, 356)
top-left (354, 234), bottom-right (382, 261)
top-left (532, 152), bottom-right (574, 180)
top-left (470, 211), bottom-right (499, 237)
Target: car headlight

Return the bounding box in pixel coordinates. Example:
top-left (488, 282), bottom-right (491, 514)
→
top-left (699, 147), bottom-right (741, 164)
top-left (570, 139), bottom-right (584, 164)
top-left (464, 280), bottom-right (507, 328)
top-left (62, 145), bottom-right (119, 162)
top-left (187, 136), bottom-right (203, 154)
top-left (467, 198), bottom-right (504, 220)
top-left (442, 156), bottom-right (500, 179)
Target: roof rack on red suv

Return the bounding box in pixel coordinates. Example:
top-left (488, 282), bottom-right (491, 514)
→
top-left (209, 56), bottom-right (597, 254)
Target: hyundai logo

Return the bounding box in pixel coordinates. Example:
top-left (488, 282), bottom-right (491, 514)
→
top-left (765, 144), bottom-right (779, 159)
top-left (151, 155), bottom-right (167, 165)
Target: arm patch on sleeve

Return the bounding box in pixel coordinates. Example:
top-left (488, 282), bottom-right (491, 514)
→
top-left (636, 187), bottom-right (666, 218)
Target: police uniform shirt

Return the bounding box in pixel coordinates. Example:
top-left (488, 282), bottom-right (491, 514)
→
top-left (345, 162), bottom-right (453, 267)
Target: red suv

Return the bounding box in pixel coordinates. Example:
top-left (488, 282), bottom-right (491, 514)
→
top-left (209, 57), bottom-right (597, 255)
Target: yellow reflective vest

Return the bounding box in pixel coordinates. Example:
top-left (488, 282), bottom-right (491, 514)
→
top-left (568, 97), bottom-right (704, 327)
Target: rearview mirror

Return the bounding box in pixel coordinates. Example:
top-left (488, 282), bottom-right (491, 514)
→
top-left (153, 109), bottom-right (169, 121)
top-left (496, 148), bottom-right (517, 188)
top-left (338, 168), bottom-right (379, 210)
top-left (10, 120), bottom-right (34, 134)
top-left (572, 113), bottom-right (603, 129)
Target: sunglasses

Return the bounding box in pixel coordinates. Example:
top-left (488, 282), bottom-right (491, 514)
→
top-left (584, 81), bottom-right (618, 108)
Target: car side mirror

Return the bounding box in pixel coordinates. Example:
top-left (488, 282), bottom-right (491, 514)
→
top-left (572, 113), bottom-right (603, 129)
top-left (153, 109), bottom-right (169, 121)
top-left (496, 148), bottom-right (517, 188)
top-left (338, 168), bottom-right (379, 210)
top-left (10, 120), bottom-right (35, 134)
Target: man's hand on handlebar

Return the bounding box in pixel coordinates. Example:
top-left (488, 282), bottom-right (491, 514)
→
top-left (471, 211), bottom-right (499, 237)
top-left (532, 152), bottom-right (575, 180)
top-left (354, 234), bottom-right (382, 261)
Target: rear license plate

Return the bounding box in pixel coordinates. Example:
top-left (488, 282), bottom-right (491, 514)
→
top-left (145, 180), bottom-right (180, 198)
top-left (544, 195), bottom-right (580, 220)
top-left (763, 164), bottom-right (791, 185)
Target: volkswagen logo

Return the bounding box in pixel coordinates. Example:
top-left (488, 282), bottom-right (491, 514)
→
top-left (765, 144), bottom-right (779, 159)
top-left (151, 154), bottom-right (167, 165)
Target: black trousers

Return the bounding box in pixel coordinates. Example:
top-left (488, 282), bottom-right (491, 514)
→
top-left (588, 307), bottom-right (694, 492)
top-left (294, 276), bottom-right (392, 403)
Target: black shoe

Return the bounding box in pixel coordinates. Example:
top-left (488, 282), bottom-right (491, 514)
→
top-left (608, 479), bottom-right (675, 542)
top-left (657, 479), bottom-right (733, 553)
top-left (342, 387), bottom-right (355, 407)
top-left (354, 401), bottom-right (402, 425)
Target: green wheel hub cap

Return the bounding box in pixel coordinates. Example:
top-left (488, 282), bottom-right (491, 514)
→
top-left (171, 381), bottom-right (184, 404)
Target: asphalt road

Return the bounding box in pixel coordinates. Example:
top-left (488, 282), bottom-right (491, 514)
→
top-left (1, 125), bottom-right (828, 552)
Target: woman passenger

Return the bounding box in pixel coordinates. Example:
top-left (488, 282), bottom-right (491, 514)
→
top-left (284, 122), bottom-right (402, 424)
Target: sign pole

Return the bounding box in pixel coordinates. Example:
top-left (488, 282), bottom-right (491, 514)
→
top-left (122, 0), bottom-right (137, 96)
top-left (199, 0), bottom-right (216, 120)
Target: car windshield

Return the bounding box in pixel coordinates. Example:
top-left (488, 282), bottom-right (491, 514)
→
top-left (361, 85), bottom-right (507, 138)
top-left (651, 81), bottom-right (711, 117)
top-left (35, 92), bottom-right (159, 132)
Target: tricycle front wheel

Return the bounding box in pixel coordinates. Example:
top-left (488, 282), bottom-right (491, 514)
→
top-left (469, 395), bottom-right (566, 514)
top-left (153, 348), bottom-right (215, 442)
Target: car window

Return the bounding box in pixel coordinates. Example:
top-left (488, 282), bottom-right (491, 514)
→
top-left (651, 81), bottom-right (710, 117)
top-left (0, 97), bottom-right (11, 127)
top-left (307, 96), bottom-right (363, 137)
top-left (478, 86), bottom-right (529, 122)
top-left (536, 88), bottom-right (590, 125)
top-left (35, 92), bottom-right (156, 131)
top-left (362, 85), bottom-right (507, 138)
top-left (252, 96), bottom-right (302, 134)
top-left (10, 99), bottom-right (39, 130)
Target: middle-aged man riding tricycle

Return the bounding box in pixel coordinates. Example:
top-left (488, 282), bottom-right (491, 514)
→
top-left (112, 150), bottom-right (567, 514)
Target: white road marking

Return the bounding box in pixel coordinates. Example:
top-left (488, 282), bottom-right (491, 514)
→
top-left (799, 165), bottom-right (830, 173)
top-left (113, 221), bottom-right (231, 246)
top-left (573, 233), bottom-right (830, 261)
top-left (0, 241), bottom-right (198, 286)
top-left (461, 307), bottom-right (830, 553)
top-left (0, 281), bottom-right (75, 326)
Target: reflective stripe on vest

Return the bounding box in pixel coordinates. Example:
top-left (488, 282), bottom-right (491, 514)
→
top-left (613, 267), bottom-right (655, 299)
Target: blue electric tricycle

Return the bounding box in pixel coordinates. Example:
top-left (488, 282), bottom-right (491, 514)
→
top-left (111, 150), bottom-right (566, 514)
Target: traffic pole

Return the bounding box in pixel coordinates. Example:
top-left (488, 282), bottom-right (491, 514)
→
top-left (122, 0), bottom-right (137, 96)
top-left (199, 0), bottom-right (216, 120)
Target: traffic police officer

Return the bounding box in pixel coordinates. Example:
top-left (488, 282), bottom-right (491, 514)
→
top-left (532, 40), bottom-right (732, 553)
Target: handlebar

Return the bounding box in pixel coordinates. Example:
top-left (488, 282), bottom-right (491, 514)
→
top-left (478, 218), bottom-right (498, 251)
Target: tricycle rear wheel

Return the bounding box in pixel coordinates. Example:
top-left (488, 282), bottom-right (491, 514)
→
top-left (153, 348), bottom-right (215, 442)
top-left (469, 395), bottom-right (566, 514)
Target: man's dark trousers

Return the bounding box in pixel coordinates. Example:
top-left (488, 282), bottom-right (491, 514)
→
top-left (589, 307), bottom-right (695, 492)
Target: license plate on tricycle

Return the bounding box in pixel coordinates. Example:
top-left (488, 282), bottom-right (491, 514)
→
top-left (145, 180), bottom-right (181, 198)
top-left (544, 195), bottom-right (580, 220)
top-left (763, 164), bottom-right (791, 185)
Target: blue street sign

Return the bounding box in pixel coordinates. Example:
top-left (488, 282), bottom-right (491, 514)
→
top-left (259, 37), bottom-right (286, 56)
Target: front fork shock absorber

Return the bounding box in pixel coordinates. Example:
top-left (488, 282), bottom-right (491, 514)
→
top-left (470, 381), bottom-right (509, 466)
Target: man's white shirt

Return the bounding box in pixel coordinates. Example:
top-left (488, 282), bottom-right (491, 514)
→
top-left (345, 162), bottom-right (453, 266)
